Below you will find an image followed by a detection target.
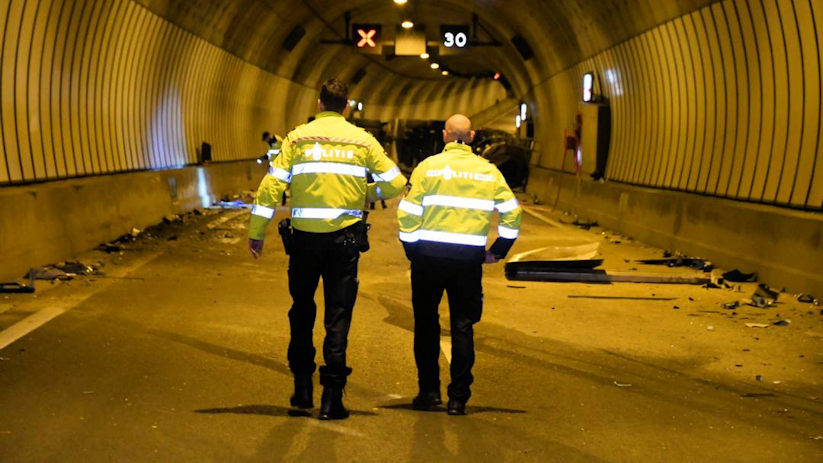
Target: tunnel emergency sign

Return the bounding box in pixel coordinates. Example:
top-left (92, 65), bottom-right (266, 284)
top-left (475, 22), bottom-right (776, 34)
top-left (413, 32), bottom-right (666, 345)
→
top-left (353, 24), bottom-right (382, 54)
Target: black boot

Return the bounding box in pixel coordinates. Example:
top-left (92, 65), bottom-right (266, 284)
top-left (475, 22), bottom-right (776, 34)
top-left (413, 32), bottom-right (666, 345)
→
top-left (319, 387), bottom-right (349, 420)
top-left (290, 374), bottom-right (313, 409)
top-left (447, 399), bottom-right (466, 416)
top-left (412, 390), bottom-right (442, 411)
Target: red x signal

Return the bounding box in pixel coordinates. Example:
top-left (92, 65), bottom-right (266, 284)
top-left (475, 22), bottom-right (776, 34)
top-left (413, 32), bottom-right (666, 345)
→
top-left (357, 29), bottom-right (377, 48)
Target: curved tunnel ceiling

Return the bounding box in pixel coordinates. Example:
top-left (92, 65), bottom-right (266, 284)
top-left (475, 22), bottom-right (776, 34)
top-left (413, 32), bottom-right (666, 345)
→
top-left (133, 0), bottom-right (720, 103)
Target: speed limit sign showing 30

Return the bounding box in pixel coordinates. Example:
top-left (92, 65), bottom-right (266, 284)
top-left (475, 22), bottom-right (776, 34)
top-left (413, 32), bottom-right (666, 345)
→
top-left (440, 25), bottom-right (470, 55)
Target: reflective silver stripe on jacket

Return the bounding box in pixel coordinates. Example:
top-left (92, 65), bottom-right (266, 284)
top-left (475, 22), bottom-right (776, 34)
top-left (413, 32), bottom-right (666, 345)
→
top-left (373, 166), bottom-right (401, 182)
top-left (291, 208), bottom-right (364, 219)
top-left (268, 167), bottom-right (292, 182)
top-left (421, 195), bottom-right (495, 211)
top-left (252, 205), bottom-right (276, 219)
top-left (398, 200), bottom-right (424, 216)
top-left (399, 229), bottom-right (487, 247)
top-left (495, 198), bottom-right (520, 213)
top-left (292, 162), bottom-right (366, 177)
top-left (498, 226), bottom-right (519, 239)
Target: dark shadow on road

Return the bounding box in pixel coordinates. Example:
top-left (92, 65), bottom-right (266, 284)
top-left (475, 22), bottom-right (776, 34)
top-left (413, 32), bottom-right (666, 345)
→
top-left (379, 402), bottom-right (526, 414)
top-left (195, 404), bottom-right (307, 417)
top-left (98, 315), bottom-right (388, 399)
top-left (195, 404), bottom-right (378, 418)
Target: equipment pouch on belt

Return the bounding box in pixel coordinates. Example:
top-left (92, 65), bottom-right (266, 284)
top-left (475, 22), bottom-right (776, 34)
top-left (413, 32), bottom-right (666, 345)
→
top-left (346, 212), bottom-right (371, 253)
top-left (278, 218), bottom-right (293, 255)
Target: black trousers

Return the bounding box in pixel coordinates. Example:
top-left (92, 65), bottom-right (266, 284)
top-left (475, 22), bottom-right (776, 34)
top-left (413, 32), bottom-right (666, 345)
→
top-left (411, 258), bottom-right (483, 402)
top-left (287, 228), bottom-right (359, 387)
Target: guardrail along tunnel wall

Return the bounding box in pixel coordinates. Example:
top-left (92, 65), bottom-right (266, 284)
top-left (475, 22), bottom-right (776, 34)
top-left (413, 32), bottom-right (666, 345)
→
top-left (1, 0), bottom-right (822, 292)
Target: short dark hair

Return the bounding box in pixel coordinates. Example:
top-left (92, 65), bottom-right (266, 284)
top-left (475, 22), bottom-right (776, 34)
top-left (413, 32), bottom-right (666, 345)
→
top-left (320, 78), bottom-right (349, 113)
top-left (261, 131), bottom-right (271, 141)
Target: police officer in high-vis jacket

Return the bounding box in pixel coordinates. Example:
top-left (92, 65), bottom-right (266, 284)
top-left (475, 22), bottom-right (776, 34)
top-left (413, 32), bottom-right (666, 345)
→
top-left (249, 78), bottom-right (407, 420)
top-left (397, 114), bottom-right (522, 415)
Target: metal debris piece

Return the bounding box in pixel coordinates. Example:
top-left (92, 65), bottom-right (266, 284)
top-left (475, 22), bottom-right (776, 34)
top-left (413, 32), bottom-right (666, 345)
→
top-left (721, 269), bottom-right (758, 283)
top-left (797, 294), bottom-right (817, 304)
top-left (0, 278), bottom-right (34, 294)
top-left (748, 295), bottom-right (774, 308)
top-left (507, 269), bottom-right (711, 285)
top-left (636, 257), bottom-right (713, 272)
top-left (561, 219), bottom-right (598, 230)
top-left (55, 261), bottom-right (97, 275)
top-left (213, 200), bottom-right (252, 209)
top-left (755, 284), bottom-right (780, 301)
top-left (745, 323), bottom-right (770, 328)
top-left (772, 319), bottom-right (791, 327)
top-left (614, 381), bottom-right (632, 387)
top-left (723, 301), bottom-right (740, 310)
top-left (97, 243), bottom-right (122, 253)
top-left (25, 267), bottom-right (72, 281)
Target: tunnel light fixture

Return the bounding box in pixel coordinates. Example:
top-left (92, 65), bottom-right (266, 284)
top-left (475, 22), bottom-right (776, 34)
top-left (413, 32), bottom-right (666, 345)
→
top-left (493, 72), bottom-right (500, 80)
top-left (349, 99), bottom-right (357, 107)
top-left (357, 102), bottom-right (363, 111)
top-left (520, 103), bottom-right (528, 121)
top-left (401, 21), bottom-right (414, 29)
top-left (430, 62), bottom-right (440, 69)
top-left (516, 115), bottom-right (522, 129)
top-left (394, 0), bottom-right (408, 4)
top-left (441, 70), bottom-right (449, 76)
top-left (420, 52), bottom-right (430, 59)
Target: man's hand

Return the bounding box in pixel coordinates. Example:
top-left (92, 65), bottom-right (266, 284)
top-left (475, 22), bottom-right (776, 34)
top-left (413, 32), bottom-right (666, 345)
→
top-left (249, 239), bottom-right (264, 259)
top-left (484, 251), bottom-right (500, 265)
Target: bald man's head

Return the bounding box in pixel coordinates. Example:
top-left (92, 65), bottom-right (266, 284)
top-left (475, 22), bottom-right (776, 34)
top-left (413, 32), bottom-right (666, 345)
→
top-left (443, 114), bottom-right (475, 144)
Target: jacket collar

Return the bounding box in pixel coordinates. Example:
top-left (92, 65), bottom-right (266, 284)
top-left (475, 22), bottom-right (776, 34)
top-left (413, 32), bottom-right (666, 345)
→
top-left (445, 141), bottom-right (474, 154)
top-left (316, 111), bottom-right (344, 119)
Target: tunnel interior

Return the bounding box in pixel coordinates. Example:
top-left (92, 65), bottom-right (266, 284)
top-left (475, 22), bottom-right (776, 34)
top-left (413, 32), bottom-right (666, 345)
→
top-left (1, 0), bottom-right (823, 293)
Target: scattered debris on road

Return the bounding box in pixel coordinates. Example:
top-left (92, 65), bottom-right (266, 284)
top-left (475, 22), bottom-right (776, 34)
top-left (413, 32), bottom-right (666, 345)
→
top-left (0, 277), bottom-right (34, 294)
top-left (637, 253), bottom-right (713, 272)
top-left (723, 301), bottom-right (740, 310)
top-left (25, 267), bottom-right (72, 281)
top-left (772, 319), bottom-right (791, 327)
top-left (568, 295), bottom-right (677, 301)
top-left (721, 269), bottom-right (758, 282)
top-left (614, 381), bottom-right (632, 387)
top-left (745, 323), bottom-right (771, 328)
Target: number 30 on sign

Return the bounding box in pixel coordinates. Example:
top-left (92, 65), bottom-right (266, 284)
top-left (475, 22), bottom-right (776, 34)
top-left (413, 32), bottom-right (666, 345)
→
top-left (441, 25), bottom-right (470, 49)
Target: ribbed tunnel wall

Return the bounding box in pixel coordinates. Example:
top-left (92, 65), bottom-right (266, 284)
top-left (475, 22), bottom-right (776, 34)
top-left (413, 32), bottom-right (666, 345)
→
top-left (530, 0), bottom-right (823, 210)
top-left (0, 0), bottom-right (320, 184)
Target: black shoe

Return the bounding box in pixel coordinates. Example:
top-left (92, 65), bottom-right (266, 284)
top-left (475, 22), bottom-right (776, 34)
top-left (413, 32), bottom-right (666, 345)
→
top-left (319, 387), bottom-right (349, 420)
top-left (447, 399), bottom-right (466, 416)
top-left (290, 374), bottom-right (313, 409)
top-left (412, 391), bottom-right (443, 411)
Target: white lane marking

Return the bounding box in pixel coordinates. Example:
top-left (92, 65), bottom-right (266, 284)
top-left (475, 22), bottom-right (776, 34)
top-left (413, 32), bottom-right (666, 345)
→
top-left (440, 338), bottom-right (452, 364)
top-left (520, 205), bottom-right (562, 228)
top-left (0, 251), bottom-right (161, 351)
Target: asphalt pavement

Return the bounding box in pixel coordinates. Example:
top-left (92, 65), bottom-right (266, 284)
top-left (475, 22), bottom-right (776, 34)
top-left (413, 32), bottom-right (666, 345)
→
top-left (1, 199), bottom-right (821, 462)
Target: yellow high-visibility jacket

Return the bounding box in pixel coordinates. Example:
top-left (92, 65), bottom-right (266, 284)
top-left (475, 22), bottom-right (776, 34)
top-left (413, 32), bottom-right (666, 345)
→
top-left (397, 141), bottom-right (522, 263)
top-left (249, 112), bottom-right (407, 239)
